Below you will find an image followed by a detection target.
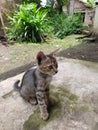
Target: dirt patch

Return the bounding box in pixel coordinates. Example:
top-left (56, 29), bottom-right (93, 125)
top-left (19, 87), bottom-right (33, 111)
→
top-left (58, 42), bottom-right (98, 62)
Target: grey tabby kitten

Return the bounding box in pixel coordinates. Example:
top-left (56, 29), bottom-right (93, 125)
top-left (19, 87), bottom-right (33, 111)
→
top-left (14, 50), bottom-right (58, 120)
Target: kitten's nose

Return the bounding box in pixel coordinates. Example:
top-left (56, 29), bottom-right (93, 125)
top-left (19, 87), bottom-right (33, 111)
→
top-left (55, 70), bottom-right (58, 73)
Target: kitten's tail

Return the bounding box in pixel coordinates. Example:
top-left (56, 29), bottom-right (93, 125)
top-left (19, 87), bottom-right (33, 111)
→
top-left (14, 80), bottom-right (21, 91)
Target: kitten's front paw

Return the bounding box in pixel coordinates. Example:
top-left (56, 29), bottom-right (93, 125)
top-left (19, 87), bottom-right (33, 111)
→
top-left (29, 98), bottom-right (37, 105)
top-left (41, 112), bottom-right (49, 120)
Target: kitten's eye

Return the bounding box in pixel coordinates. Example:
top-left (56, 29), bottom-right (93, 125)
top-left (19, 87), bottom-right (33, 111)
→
top-left (48, 65), bottom-right (53, 69)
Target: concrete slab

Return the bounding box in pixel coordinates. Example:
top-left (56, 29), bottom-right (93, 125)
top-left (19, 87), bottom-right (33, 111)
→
top-left (0, 57), bottom-right (98, 130)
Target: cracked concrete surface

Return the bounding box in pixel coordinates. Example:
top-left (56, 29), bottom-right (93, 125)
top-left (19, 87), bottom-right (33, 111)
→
top-left (0, 57), bottom-right (98, 130)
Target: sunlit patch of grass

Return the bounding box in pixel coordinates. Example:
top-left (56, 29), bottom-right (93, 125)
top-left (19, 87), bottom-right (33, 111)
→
top-left (15, 34), bottom-right (82, 50)
top-left (46, 34), bottom-right (82, 50)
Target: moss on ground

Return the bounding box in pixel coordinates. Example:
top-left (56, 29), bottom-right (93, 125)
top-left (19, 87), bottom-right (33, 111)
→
top-left (23, 103), bottom-right (61, 130)
top-left (79, 106), bottom-right (90, 112)
top-left (23, 85), bottom-right (80, 130)
top-left (23, 87), bottom-right (61, 130)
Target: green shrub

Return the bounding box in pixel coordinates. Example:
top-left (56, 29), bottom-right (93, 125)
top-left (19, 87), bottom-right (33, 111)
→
top-left (51, 13), bottom-right (84, 39)
top-left (6, 3), bottom-right (48, 42)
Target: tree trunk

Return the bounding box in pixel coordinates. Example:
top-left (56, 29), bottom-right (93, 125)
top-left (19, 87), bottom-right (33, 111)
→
top-left (56, 0), bottom-right (63, 13)
top-left (0, 10), bottom-right (7, 43)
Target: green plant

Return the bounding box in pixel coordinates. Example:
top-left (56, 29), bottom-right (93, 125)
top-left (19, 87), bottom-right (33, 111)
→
top-left (87, 0), bottom-right (95, 8)
top-left (51, 13), bottom-right (84, 39)
top-left (6, 3), bottom-right (48, 42)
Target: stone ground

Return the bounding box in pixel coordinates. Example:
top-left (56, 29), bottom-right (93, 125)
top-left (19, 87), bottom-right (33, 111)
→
top-left (0, 57), bottom-right (98, 130)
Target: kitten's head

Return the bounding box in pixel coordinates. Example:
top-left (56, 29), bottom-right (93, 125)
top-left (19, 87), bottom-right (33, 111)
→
top-left (36, 50), bottom-right (58, 76)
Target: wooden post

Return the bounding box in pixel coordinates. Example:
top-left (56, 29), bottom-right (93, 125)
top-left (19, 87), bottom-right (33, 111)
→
top-left (68, 0), bottom-right (75, 16)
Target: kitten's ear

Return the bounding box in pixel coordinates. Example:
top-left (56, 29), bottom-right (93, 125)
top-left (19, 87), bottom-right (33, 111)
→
top-left (50, 48), bottom-right (60, 56)
top-left (36, 51), bottom-right (46, 65)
